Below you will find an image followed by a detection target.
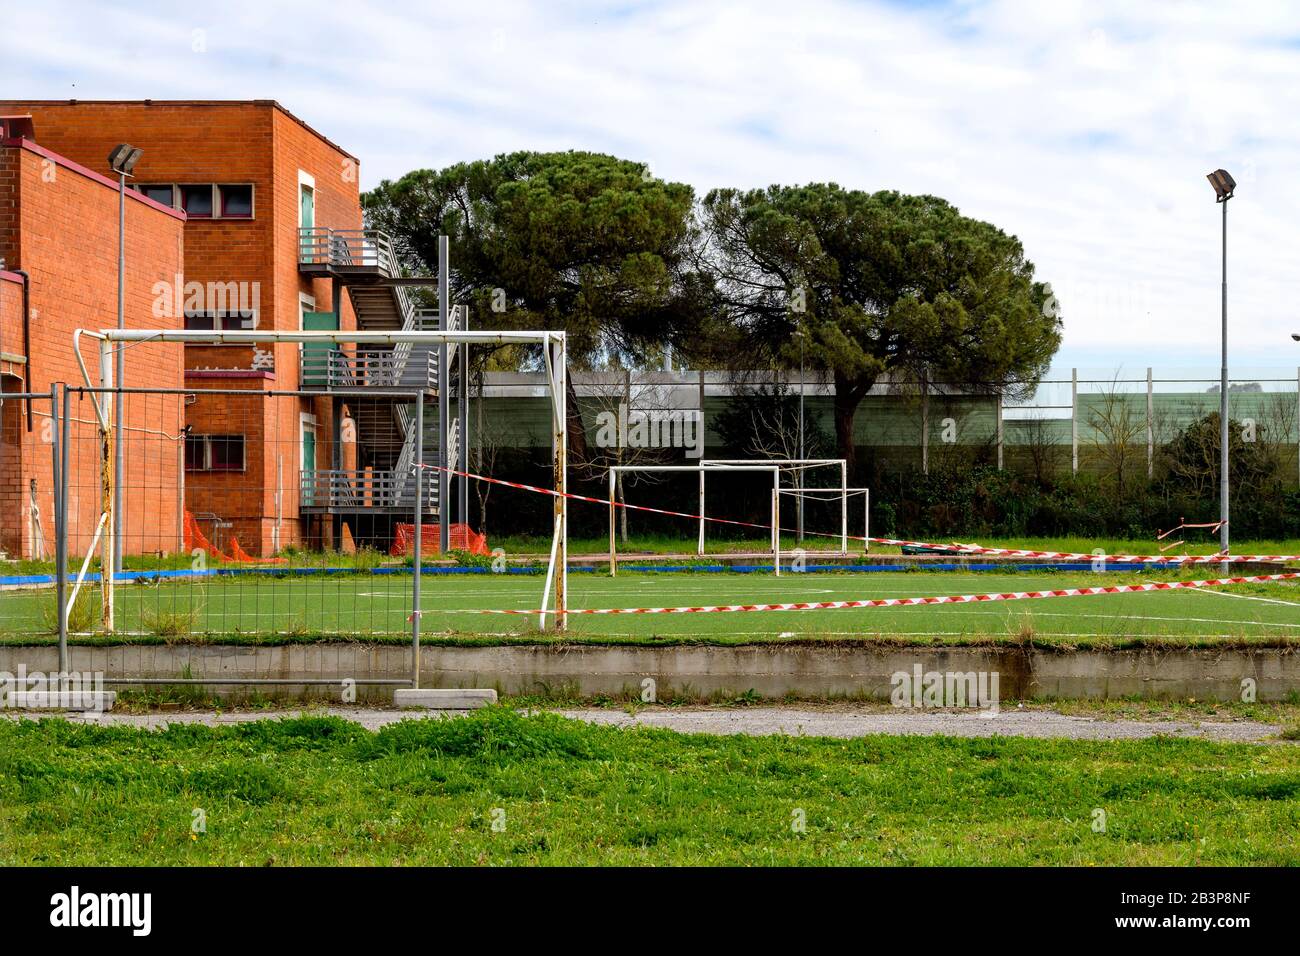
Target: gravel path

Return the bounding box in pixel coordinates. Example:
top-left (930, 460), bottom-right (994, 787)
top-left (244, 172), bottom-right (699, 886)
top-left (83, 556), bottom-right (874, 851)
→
top-left (554, 707), bottom-right (1283, 741)
top-left (4, 705), bottom-right (1285, 742)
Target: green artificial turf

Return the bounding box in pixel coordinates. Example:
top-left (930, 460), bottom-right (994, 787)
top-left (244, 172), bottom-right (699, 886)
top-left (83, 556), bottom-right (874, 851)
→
top-left (3, 568), bottom-right (1297, 646)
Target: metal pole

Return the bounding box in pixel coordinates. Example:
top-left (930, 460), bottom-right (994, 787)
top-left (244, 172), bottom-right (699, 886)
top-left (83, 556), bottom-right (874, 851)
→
top-left (864, 489), bottom-right (870, 554)
top-left (697, 467), bottom-right (705, 556)
top-left (797, 334), bottom-right (805, 543)
top-left (996, 391), bottom-right (1004, 471)
top-left (438, 235), bottom-right (450, 555)
top-left (921, 373), bottom-right (929, 475)
top-left (555, 336), bottom-right (568, 631)
top-left (840, 460), bottom-right (848, 553)
top-left (1071, 368), bottom-right (1079, 475)
top-left (458, 308), bottom-right (469, 528)
top-left (51, 385), bottom-right (67, 679)
top-left (113, 173), bottom-right (125, 574)
top-left (608, 468), bottom-right (616, 577)
top-left (1220, 198), bottom-right (1230, 555)
top-left (771, 469), bottom-right (779, 574)
top-left (411, 398), bottom-right (423, 689)
top-left (98, 340), bottom-right (115, 631)
top-left (1146, 367), bottom-right (1154, 479)
top-left (772, 487), bottom-right (780, 576)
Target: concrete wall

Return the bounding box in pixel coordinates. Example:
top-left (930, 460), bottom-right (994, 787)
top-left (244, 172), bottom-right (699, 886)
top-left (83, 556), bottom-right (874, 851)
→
top-left (2, 642), bottom-right (1296, 703)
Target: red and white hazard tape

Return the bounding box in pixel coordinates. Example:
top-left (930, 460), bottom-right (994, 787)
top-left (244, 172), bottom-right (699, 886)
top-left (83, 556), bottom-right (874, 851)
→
top-left (867, 538), bottom-right (1300, 565)
top-left (481, 572), bottom-right (1300, 616)
top-left (417, 463), bottom-right (1300, 566)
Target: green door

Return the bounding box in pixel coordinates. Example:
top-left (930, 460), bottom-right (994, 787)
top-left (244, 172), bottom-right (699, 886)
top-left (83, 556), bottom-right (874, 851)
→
top-left (301, 311), bottom-right (338, 387)
top-left (301, 422), bottom-right (318, 507)
top-left (300, 185), bottom-right (315, 262)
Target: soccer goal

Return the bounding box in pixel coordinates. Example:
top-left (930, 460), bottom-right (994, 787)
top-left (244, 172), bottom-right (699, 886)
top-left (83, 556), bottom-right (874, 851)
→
top-left (70, 326), bottom-right (573, 644)
top-left (606, 457), bottom-right (853, 575)
top-left (774, 485), bottom-right (870, 572)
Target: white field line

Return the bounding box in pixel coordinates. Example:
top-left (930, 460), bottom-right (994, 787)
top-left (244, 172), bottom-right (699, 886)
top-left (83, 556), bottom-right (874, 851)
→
top-left (1189, 587), bottom-right (1300, 607)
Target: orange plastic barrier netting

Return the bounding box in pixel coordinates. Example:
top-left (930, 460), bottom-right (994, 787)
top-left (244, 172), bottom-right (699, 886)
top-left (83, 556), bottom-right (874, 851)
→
top-left (183, 511), bottom-right (285, 564)
top-left (390, 522), bottom-right (488, 556)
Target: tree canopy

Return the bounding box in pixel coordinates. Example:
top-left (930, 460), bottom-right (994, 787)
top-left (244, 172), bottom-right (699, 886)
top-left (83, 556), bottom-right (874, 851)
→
top-left (363, 150), bottom-right (707, 367)
top-left (693, 184), bottom-right (1062, 470)
top-left (365, 165), bottom-right (1062, 471)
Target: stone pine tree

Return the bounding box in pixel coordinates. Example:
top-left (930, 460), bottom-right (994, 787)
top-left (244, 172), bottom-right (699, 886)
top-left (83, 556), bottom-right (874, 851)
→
top-left (693, 184), bottom-right (1062, 474)
top-left (363, 151), bottom-right (711, 459)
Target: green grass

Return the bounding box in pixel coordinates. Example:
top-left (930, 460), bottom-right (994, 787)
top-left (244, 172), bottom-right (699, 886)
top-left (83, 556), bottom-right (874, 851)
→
top-left (3, 567), bottom-right (1297, 646)
top-left (0, 708), bottom-right (1296, 865)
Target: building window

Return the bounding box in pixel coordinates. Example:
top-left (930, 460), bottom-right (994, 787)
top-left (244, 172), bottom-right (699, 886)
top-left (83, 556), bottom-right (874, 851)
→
top-left (219, 184), bottom-right (254, 218)
top-left (139, 184), bottom-right (256, 219)
top-left (135, 184), bottom-right (177, 208)
top-left (181, 185), bottom-right (214, 217)
top-left (185, 435), bottom-right (246, 472)
top-left (183, 311), bottom-right (256, 331)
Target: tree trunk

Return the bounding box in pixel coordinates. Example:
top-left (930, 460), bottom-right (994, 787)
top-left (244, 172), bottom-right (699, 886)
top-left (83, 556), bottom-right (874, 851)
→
top-left (832, 374), bottom-right (869, 481)
top-left (566, 376), bottom-right (588, 466)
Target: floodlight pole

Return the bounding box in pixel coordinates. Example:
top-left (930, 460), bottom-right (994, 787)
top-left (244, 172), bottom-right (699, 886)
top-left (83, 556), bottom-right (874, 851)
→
top-left (113, 168), bottom-right (125, 575)
top-left (1206, 168), bottom-right (1235, 557)
top-left (106, 144), bottom-right (140, 577)
top-left (1219, 191), bottom-right (1230, 556)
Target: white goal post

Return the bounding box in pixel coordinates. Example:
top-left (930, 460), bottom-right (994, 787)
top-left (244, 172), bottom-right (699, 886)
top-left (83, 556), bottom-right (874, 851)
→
top-left (606, 457), bottom-right (851, 576)
top-left (774, 486), bottom-right (870, 573)
top-left (72, 327), bottom-right (571, 636)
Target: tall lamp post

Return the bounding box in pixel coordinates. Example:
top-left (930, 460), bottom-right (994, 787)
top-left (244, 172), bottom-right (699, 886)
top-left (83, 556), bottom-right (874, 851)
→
top-left (1206, 168), bottom-right (1235, 556)
top-left (108, 144), bottom-right (142, 574)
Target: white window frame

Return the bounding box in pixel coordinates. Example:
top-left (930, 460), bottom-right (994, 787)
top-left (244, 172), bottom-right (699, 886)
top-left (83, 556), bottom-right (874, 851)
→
top-left (300, 412), bottom-right (318, 474)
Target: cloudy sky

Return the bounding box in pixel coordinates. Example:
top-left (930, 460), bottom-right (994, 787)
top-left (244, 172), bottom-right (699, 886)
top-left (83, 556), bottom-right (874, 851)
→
top-left (3, 0), bottom-right (1298, 377)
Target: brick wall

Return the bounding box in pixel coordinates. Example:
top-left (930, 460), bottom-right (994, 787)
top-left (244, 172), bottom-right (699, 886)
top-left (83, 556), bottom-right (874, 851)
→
top-left (0, 141), bottom-right (185, 560)
top-left (0, 275), bottom-right (23, 375)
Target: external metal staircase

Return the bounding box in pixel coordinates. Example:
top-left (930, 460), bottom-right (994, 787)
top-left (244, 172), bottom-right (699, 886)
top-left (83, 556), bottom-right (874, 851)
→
top-left (297, 227), bottom-right (466, 523)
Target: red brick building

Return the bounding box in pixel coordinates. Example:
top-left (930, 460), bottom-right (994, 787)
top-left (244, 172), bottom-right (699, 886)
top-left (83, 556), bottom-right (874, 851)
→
top-left (0, 115), bottom-right (185, 560)
top-left (0, 100), bottom-right (434, 560)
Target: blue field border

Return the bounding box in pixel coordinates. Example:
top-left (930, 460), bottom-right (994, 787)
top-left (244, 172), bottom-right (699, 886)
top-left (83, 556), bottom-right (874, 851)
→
top-left (1, 560), bottom-right (1159, 587)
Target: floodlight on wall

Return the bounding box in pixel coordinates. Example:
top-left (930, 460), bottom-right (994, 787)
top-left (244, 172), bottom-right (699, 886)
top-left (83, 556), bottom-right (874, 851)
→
top-left (1206, 168), bottom-right (1236, 202)
top-left (1206, 167), bottom-right (1237, 556)
top-left (107, 144), bottom-right (143, 176)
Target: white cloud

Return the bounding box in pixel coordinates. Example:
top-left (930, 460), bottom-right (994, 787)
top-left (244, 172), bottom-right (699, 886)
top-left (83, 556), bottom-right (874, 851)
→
top-left (2, 0), bottom-right (1297, 369)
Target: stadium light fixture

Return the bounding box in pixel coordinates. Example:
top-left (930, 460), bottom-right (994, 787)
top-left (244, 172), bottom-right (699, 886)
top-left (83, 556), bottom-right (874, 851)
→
top-left (1206, 168), bottom-right (1235, 556)
top-left (1206, 168), bottom-right (1235, 202)
top-left (107, 144), bottom-right (143, 175)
